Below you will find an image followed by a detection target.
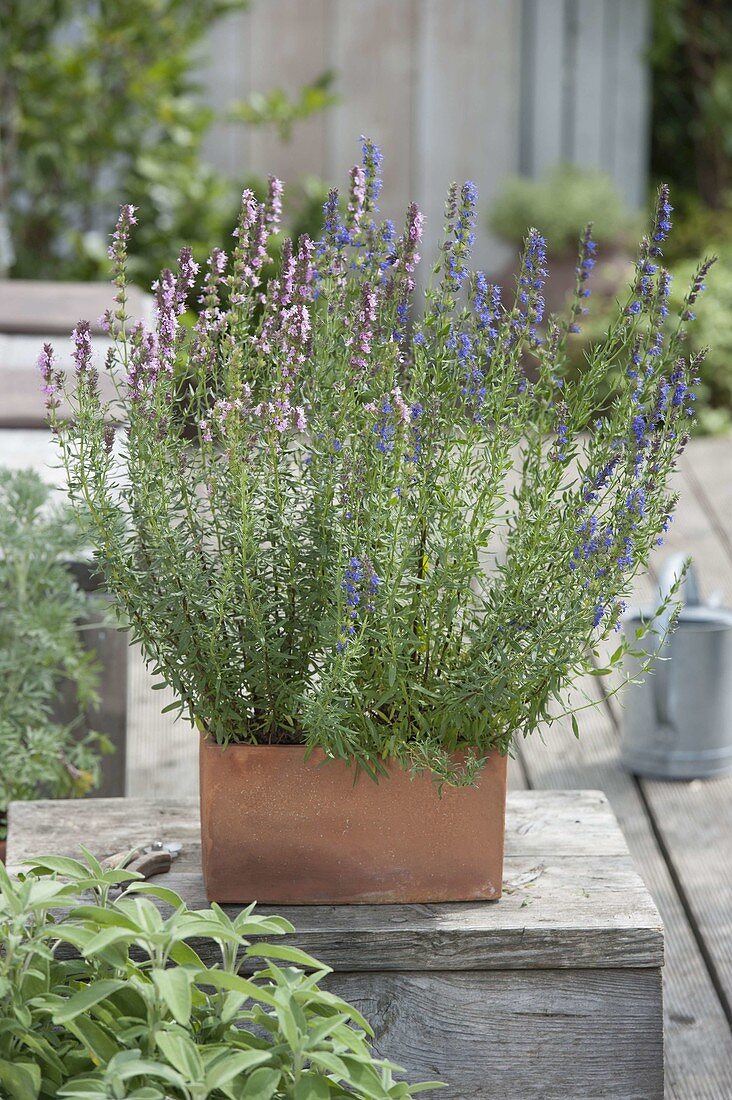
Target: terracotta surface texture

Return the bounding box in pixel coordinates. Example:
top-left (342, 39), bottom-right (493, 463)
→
top-left (199, 738), bottom-right (508, 904)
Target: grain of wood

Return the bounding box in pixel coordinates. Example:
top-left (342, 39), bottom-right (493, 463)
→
top-left (329, 968), bottom-right (663, 1100)
top-left (0, 340), bottom-right (117, 428)
top-left (414, 0), bottom-right (521, 277)
top-left (520, 0), bottom-right (565, 176)
top-left (329, 0), bottom-right (415, 225)
top-left (200, 6), bottom-right (251, 179)
top-left (249, 0), bottom-right (330, 182)
top-left (682, 439), bottom-right (732, 578)
top-left (0, 280), bottom-right (152, 335)
top-left (570, 0), bottom-right (606, 169)
top-left (613, 0), bottom-right (651, 208)
top-left (125, 646), bottom-right (199, 798)
top-left (518, 675), bottom-right (732, 1098)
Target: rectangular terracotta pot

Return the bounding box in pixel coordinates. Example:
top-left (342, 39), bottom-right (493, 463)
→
top-left (199, 737), bottom-right (508, 904)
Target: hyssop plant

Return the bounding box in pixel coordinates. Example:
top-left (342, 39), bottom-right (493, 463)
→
top-left (44, 140), bottom-right (714, 782)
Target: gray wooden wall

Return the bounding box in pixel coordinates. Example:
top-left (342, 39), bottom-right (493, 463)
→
top-left (201, 0), bottom-right (650, 275)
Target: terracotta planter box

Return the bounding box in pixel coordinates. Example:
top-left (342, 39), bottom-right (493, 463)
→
top-left (199, 737), bottom-right (508, 904)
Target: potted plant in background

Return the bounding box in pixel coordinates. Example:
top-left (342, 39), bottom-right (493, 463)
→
top-left (489, 164), bottom-right (639, 315)
top-left (0, 469), bottom-right (109, 859)
top-left (44, 139), bottom-right (711, 904)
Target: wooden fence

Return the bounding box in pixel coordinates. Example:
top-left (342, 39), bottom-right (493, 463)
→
top-left (202, 0), bottom-right (651, 275)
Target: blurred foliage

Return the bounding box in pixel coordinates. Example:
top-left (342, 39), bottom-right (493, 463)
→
top-left (489, 165), bottom-right (639, 254)
top-left (646, 0), bottom-right (732, 430)
top-left (650, 0), bottom-right (732, 213)
top-left (670, 251), bottom-right (732, 434)
top-left (561, 251), bottom-right (731, 435)
top-left (657, 191), bottom-right (732, 266)
top-left (0, 470), bottom-right (107, 836)
top-left (0, 0), bottom-right (334, 290)
top-left (232, 71), bottom-right (336, 141)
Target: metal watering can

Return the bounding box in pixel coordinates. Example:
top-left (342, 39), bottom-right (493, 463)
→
top-left (620, 553), bottom-right (732, 780)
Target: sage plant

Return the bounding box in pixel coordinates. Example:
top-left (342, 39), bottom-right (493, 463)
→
top-left (45, 140), bottom-right (712, 782)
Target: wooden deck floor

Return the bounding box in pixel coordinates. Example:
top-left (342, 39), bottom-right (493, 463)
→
top-left (2, 429), bottom-right (731, 1097)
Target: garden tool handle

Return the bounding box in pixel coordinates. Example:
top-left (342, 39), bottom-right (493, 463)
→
top-left (654, 553), bottom-right (698, 731)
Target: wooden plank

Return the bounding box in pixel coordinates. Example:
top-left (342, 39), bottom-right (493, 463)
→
top-left (683, 436), bottom-right (732, 558)
top-left (6, 789), bottom-right (636, 864)
top-left (7, 791), bottom-right (664, 971)
top-left (248, 0), bottom-right (330, 184)
top-left (329, 0), bottom-right (415, 227)
top-left (639, 776), bottom-right (732, 1023)
top-left (599, 0), bottom-right (620, 178)
top-left (416, 0), bottom-right (522, 277)
top-left (519, 674), bottom-right (732, 1097)
top-left (520, 0), bottom-right (566, 177)
top-left (0, 363), bottom-right (117, 429)
top-left (125, 646), bottom-right (199, 799)
top-left (328, 968), bottom-right (663, 1100)
top-left (630, 446), bottom-right (732, 1029)
top-left (54, 595), bottom-right (127, 798)
top-left (200, 5), bottom-right (251, 179)
top-left (570, 0), bottom-right (606, 168)
top-left (612, 0), bottom-right (650, 208)
top-left (507, 751), bottom-right (527, 789)
top-left (0, 280), bottom-right (152, 335)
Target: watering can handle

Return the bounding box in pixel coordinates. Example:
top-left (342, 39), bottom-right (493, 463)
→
top-left (653, 553), bottom-right (698, 730)
top-left (657, 553), bottom-right (700, 610)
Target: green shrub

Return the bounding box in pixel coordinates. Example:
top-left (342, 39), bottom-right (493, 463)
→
top-left (654, 191), bottom-right (732, 266)
top-left (0, 855), bottom-right (439, 1097)
top-left (489, 165), bottom-right (638, 254)
top-left (649, 0), bottom-right (732, 211)
top-left (0, 469), bottom-right (107, 835)
top-left (0, 0), bottom-right (334, 289)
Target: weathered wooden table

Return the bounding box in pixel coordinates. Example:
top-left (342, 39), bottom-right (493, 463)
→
top-left (8, 789), bottom-right (664, 1099)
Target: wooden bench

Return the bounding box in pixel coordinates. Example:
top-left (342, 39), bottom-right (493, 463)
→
top-left (7, 789), bottom-right (664, 1099)
top-left (0, 279), bottom-right (152, 427)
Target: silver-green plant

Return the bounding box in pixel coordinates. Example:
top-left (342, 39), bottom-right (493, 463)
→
top-left (44, 139), bottom-right (712, 783)
top-left (0, 469), bottom-right (106, 833)
top-left (0, 855), bottom-right (438, 1097)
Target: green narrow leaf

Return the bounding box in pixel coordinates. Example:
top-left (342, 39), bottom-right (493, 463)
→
top-left (246, 942), bottom-right (328, 971)
top-left (240, 1067), bottom-right (281, 1099)
top-left (155, 1031), bottom-right (204, 1081)
top-left (65, 1015), bottom-right (120, 1064)
top-left (0, 1059), bottom-right (41, 1100)
top-left (21, 855), bottom-right (90, 880)
top-left (53, 979), bottom-right (125, 1023)
top-left (125, 882), bottom-right (186, 909)
top-left (294, 1074), bottom-right (330, 1100)
top-left (200, 968), bottom-right (277, 1008)
top-left (205, 1050), bottom-right (273, 1089)
top-left (152, 967), bottom-right (193, 1026)
top-left (81, 926), bottom-right (135, 957)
